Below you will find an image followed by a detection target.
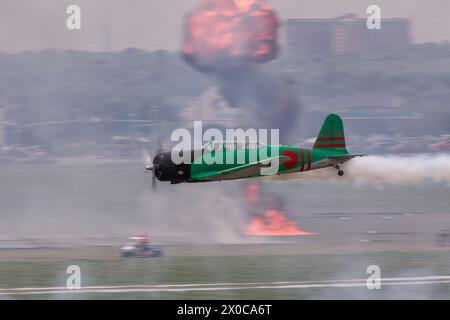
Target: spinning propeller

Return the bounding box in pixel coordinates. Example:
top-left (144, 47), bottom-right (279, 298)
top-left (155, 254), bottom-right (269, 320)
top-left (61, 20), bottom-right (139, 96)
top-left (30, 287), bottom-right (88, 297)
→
top-left (143, 142), bottom-right (164, 193)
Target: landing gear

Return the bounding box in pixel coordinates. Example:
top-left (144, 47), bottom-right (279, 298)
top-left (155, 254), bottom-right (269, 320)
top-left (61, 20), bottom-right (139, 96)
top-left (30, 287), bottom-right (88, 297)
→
top-left (333, 164), bottom-right (344, 177)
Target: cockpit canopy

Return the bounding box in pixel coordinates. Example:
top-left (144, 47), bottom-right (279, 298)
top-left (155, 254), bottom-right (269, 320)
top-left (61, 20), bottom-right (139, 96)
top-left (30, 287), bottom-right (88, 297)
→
top-left (202, 140), bottom-right (265, 152)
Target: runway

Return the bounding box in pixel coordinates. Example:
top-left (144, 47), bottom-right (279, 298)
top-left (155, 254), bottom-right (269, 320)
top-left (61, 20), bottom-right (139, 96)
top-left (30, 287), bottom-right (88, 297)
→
top-left (2, 275), bottom-right (450, 296)
top-left (1, 166), bottom-right (450, 299)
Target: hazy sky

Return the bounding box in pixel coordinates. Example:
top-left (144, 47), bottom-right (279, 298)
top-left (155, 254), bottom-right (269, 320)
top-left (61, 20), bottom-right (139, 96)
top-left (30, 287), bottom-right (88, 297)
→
top-left (1, 0), bottom-right (450, 52)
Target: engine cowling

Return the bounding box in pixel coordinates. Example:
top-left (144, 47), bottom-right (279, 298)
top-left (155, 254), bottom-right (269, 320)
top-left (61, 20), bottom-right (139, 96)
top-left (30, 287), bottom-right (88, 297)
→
top-left (153, 151), bottom-right (191, 183)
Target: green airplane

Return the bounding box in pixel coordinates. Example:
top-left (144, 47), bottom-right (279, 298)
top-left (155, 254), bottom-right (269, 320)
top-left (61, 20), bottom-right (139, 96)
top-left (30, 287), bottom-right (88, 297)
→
top-left (145, 114), bottom-right (363, 188)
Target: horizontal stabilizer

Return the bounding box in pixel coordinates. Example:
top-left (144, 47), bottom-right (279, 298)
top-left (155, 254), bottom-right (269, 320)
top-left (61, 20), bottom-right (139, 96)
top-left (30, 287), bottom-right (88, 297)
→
top-left (327, 154), bottom-right (365, 164)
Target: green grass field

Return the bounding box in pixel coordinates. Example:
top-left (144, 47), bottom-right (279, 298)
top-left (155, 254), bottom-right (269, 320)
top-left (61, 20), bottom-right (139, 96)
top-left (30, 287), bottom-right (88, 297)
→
top-left (1, 247), bottom-right (450, 299)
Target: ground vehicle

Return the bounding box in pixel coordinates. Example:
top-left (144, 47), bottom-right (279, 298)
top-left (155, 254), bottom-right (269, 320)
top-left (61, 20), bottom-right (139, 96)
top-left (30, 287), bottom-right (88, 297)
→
top-left (120, 235), bottom-right (163, 258)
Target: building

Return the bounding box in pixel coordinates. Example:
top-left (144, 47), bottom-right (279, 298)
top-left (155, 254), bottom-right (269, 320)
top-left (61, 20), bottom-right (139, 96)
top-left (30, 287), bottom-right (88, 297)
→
top-left (286, 14), bottom-right (411, 56)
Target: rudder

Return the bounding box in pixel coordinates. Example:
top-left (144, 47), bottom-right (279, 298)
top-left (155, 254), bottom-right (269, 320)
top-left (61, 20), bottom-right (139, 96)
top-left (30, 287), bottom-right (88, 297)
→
top-left (313, 114), bottom-right (347, 150)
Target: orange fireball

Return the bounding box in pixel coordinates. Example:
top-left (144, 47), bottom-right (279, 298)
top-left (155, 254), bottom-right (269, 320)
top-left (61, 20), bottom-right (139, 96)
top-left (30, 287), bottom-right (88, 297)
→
top-left (182, 0), bottom-right (279, 71)
top-left (244, 210), bottom-right (317, 236)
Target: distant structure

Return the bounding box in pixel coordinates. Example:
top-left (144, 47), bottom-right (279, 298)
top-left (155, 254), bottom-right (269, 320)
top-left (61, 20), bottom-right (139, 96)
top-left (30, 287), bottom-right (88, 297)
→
top-left (285, 14), bottom-right (411, 56)
top-left (181, 88), bottom-right (242, 128)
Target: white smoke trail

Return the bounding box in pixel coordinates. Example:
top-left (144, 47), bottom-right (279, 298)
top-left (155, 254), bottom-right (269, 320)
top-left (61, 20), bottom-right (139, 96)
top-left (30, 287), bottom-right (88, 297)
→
top-left (270, 154), bottom-right (450, 186)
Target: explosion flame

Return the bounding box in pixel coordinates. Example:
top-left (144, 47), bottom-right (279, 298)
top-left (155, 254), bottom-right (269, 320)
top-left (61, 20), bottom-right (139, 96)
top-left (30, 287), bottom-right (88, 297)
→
top-left (244, 182), bottom-right (317, 237)
top-left (182, 0), bottom-right (279, 72)
top-left (244, 210), bottom-right (317, 236)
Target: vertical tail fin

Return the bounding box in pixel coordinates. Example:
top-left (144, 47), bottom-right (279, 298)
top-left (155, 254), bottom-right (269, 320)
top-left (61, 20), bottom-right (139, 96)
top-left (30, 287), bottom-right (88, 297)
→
top-left (313, 114), bottom-right (347, 151)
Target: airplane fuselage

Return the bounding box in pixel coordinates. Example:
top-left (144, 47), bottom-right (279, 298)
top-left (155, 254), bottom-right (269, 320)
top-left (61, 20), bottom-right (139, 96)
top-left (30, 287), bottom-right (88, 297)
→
top-left (153, 144), bottom-right (349, 184)
top-left (147, 114), bottom-right (362, 185)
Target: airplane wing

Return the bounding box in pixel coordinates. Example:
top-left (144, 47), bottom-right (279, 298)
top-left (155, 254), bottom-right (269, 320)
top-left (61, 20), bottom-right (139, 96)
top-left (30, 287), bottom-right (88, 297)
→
top-left (191, 155), bottom-right (290, 181)
top-left (327, 154), bottom-right (366, 164)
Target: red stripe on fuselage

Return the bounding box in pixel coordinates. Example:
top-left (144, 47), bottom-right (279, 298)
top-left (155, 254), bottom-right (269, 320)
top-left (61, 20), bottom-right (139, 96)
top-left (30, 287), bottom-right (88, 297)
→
top-left (315, 137), bottom-right (345, 142)
top-left (299, 148), bottom-right (305, 172)
top-left (314, 144), bottom-right (346, 148)
top-left (307, 149), bottom-right (311, 171)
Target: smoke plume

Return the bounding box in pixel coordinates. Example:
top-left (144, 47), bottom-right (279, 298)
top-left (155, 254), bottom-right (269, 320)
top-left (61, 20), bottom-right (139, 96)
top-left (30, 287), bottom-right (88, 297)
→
top-left (182, 0), bottom-right (301, 141)
top-left (272, 154), bottom-right (450, 186)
